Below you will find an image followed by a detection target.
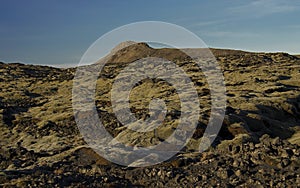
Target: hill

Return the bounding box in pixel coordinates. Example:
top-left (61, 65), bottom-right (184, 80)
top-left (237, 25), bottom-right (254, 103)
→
top-left (0, 43), bottom-right (300, 187)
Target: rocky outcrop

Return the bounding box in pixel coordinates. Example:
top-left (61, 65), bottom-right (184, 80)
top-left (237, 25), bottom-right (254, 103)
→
top-left (0, 43), bottom-right (300, 187)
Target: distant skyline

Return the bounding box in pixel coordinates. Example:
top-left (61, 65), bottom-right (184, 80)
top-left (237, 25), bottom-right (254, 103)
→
top-left (1, 0), bottom-right (300, 67)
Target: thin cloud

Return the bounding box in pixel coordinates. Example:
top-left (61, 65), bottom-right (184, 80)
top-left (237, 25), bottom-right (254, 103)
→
top-left (228, 0), bottom-right (298, 17)
top-left (191, 20), bottom-right (226, 27)
top-left (287, 24), bottom-right (300, 29)
top-left (203, 31), bottom-right (260, 38)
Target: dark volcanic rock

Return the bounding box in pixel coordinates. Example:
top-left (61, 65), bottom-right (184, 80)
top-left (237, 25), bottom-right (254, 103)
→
top-left (0, 43), bottom-right (300, 187)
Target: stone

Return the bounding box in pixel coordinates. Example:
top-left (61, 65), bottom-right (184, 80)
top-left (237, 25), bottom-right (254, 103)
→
top-left (235, 170), bottom-right (242, 177)
top-left (1, 43), bottom-right (300, 187)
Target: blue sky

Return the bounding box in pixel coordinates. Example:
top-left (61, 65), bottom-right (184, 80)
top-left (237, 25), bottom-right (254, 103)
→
top-left (0, 0), bottom-right (300, 67)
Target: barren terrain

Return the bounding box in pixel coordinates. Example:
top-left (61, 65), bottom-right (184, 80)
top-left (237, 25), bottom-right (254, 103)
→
top-left (0, 43), bottom-right (300, 187)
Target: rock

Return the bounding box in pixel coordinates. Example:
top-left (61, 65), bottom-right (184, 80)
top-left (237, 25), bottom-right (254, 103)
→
top-left (260, 134), bottom-right (271, 146)
top-left (201, 175), bottom-right (207, 181)
top-left (235, 169), bottom-right (242, 177)
top-left (217, 168), bottom-right (234, 179)
top-left (272, 137), bottom-right (281, 146)
top-left (1, 44), bottom-right (300, 187)
top-left (281, 159), bottom-right (291, 167)
top-left (233, 159), bottom-right (240, 167)
top-left (280, 149), bottom-right (292, 158)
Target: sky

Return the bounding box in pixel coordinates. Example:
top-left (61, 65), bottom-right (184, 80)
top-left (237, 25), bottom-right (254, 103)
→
top-left (0, 0), bottom-right (300, 67)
